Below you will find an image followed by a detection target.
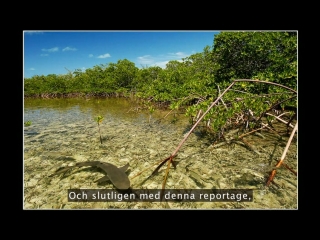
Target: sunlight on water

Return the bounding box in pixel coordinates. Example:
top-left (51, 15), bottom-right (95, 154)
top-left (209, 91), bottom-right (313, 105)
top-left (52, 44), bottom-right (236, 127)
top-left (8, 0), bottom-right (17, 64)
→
top-left (24, 98), bottom-right (297, 209)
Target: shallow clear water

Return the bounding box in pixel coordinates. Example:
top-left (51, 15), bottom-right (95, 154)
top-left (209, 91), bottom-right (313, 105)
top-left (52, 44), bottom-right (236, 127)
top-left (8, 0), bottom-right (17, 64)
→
top-left (24, 97), bottom-right (297, 209)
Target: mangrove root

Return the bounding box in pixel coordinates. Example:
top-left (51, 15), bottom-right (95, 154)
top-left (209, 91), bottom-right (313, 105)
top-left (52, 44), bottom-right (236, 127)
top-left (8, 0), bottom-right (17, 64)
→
top-left (146, 79), bottom-right (297, 191)
top-left (266, 121), bottom-right (297, 186)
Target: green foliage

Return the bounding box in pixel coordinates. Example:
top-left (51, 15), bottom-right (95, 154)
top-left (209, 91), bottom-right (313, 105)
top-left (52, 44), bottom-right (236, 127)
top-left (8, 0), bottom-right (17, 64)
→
top-left (148, 106), bottom-right (155, 114)
top-left (24, 32), bottom-right (297, 99)
top-left (212, 31), bottom-right (297, 91)
top-left (95, 115), bottom-right (104, 124)
top-left (24, 60), bottom-right (139, 96)
top-left (24, 31), bottom-right (297, 139)
top-left (24, 121), bottom-right (32, 127)
top-left (95, 115), bottom-right (104, 144)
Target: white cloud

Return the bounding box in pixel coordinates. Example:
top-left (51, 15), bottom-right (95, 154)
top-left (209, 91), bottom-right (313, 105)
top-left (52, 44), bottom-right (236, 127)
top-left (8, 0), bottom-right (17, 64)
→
top-left (62, 47), bottom-right (77, 51)
top-left (42, 47), bottom-right (59, 52)
top-left (29, 68), bottom-right (35, 70)
top-left (136, 51), bottom-right (190, 68)
top-left (97, 53), bottom-right (111, 58)
top-left (40, 54), bottom-right (49, 56)
top-left (88, 54), bottom-right (94, 58)
top-left (154, 61), bottom-right (170, 68)
top-left (137, 55), bottom-right (154, 65)
top-left (168, 52), bottom-right (189, 58)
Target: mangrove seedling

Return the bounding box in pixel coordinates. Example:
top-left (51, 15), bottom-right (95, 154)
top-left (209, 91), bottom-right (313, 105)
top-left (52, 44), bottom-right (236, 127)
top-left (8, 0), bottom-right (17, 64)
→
top-left (148, 106), bottom-right (155, 123)
top-left (24, 121), bottom-right (32, 127)
top-left (95, 115), bottom-right (104, 144)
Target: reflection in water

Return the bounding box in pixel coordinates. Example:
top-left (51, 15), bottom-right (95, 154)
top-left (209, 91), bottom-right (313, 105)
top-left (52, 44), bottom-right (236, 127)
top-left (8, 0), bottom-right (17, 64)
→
top-left (24, 97), bottom-right (297, 209)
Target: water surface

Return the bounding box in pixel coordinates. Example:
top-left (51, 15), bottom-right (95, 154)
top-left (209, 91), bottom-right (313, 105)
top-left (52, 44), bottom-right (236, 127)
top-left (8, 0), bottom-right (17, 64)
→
top-left (24, 97), bottom-right (297, 209)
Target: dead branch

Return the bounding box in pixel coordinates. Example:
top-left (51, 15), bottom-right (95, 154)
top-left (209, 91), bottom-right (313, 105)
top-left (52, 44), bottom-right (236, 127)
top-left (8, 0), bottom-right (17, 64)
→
top-left (266, 113), bottom-right (295, 129)
top-left (267, 121), bottom-right (298, 186)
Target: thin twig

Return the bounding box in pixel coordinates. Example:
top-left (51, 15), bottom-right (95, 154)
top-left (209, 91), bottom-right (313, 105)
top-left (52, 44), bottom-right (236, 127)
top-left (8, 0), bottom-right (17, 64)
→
top-left (267, 121), bottom-right (298, 186)
top-left (268, 95), bottom-right (297, 112)
top-left (266, 113), bottom-right (295, 129)
top-left (129, 158), bottom-right (167, 180)
top-left (238, 126), bottom-right (266, 139)
top-left (282, 163), bottom-right (297, 176)
top-left (217, 85), bottom-right (228, 110)
top-left (234, 79), bottom-right (297, 94)
top-left (98, 123), bottom-right (103, 144)
top-left (130, 155), bottom-right (177, 180)
top-left (162, 109), bottom-right (174, 119)
top-left (277, 121), bottom-right (298, 166)
top-left (162, 158), bottom-right (172, 190)
top-left (261, 122), bottom-right (282, 137)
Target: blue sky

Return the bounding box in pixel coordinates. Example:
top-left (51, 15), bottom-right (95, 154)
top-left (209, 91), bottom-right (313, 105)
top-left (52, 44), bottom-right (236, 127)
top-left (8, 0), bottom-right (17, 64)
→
top-left (23, 31), bottom-right (219, 78)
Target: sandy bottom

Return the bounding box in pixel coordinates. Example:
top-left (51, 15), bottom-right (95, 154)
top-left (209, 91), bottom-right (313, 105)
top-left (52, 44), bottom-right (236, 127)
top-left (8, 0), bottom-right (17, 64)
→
top-left (24, 100), bottom-right (297, 210)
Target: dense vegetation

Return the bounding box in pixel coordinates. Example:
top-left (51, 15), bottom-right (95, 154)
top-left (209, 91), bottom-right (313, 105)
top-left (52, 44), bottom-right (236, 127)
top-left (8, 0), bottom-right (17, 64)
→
top-left (25, 31), bottom-right (297, 138)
